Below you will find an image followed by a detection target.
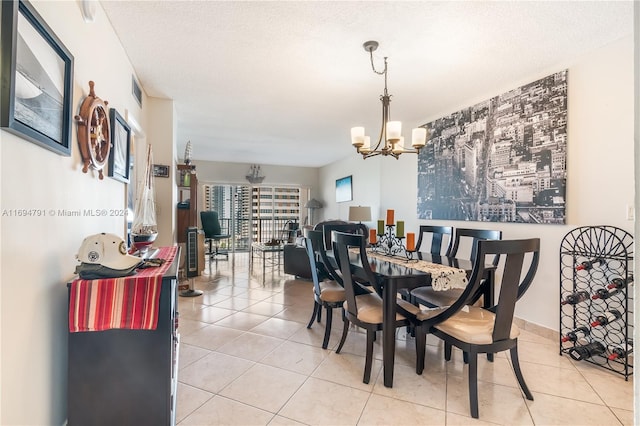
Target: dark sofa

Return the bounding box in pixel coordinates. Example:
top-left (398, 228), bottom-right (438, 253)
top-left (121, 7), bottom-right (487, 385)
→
top-left (283, 220), bottom-right (368, 279)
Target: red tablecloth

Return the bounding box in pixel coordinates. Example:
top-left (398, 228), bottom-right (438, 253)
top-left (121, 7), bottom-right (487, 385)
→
top-left (69, 246), bottom-right (178, 332)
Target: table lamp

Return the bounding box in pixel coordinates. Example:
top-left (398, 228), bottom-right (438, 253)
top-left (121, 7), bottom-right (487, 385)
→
top-left (349, 206), bottom-right (371, 223)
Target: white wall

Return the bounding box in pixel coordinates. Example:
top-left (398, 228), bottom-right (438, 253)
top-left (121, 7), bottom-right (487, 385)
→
top-left (0, 2), bottom-right (152, 424)
top-left (321, 36), bottom-right (635, 332)
top-left (318, 155), bottom-right (383, 225)
top-left (147, 98), bottom-right (177, 248)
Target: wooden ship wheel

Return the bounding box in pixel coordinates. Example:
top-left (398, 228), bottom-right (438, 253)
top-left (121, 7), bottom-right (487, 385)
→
top-left (75, 81), bottom-right (110, 179)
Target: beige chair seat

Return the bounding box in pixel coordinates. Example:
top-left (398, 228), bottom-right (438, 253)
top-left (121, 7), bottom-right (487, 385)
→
top-left (434, 306), bottom-right (520, 345)
top-left (319, 280), bottom-right (345, 303)
top-left (345, 293), bottom-right (417, 324)
top-left (411, 286), bottom-right (463, 307)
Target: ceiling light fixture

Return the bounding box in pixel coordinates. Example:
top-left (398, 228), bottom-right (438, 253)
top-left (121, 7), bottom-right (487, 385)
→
top-left (246, 164), bottom-right (265, 184)
top-left (350, 41), bottom-right (427, 159)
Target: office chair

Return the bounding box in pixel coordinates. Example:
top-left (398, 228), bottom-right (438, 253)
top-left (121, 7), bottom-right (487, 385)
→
top-left (200, 211), bottom-right (231, 260)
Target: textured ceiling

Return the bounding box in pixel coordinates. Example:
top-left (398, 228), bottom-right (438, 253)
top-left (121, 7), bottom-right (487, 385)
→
top-left (99, 1), bottom-right (633, 167)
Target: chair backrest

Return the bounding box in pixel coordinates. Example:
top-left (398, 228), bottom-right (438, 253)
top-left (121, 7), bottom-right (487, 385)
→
top-left (425, 238), bottom-right (540, 336)
top-left (481, 239), bottom-right (540, 341)
top-left (333, 231), bottom-right (380, 317)
top-left (201, 211), bottom-right (222, 236)
top-left (449, 228), bottom-right (502, 266)
top-left (322, 223), bottom-right (367, 251)
top-left (304, 230), bottom-right (326, 295)
top-left (415, 225), bottom-right (454, 255)
top-left (305, 229), bottom-right (342, 285)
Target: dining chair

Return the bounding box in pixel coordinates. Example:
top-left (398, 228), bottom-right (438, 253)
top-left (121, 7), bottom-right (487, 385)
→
top-left (332, 231), bottom-right (417, 384)
top-left (411, 228), bottom-right (502, 309)
top-left (323, 222), bottom-right (370, 286)
top-left (401, 225), bottom-right (454, 303)
top-left (427, 238), bottom-right (540, 418)
top-left (415, 225), bottom-right (454, 255)
top-left (321, 223), bottom-right (367, 251)
top-left (304, 230), bottom-right (346, 349)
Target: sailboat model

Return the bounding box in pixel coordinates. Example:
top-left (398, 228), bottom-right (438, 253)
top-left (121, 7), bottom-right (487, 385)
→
top-left (131, 144), bottom-right (158, 255)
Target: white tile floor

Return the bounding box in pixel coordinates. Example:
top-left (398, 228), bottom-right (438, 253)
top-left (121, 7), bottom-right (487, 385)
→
top-left (176, 253), bottom-right (634, 425)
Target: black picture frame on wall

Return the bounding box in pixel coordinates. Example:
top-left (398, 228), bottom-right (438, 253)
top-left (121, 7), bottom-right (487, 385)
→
top-left (108, 109), bottom-right (131, 183)
top-left (336, 175), bottom-right (353, 203)
top-left (153, 164), bottom-right (170, 178)
top-left (0, 0), bottom-right (74, 156)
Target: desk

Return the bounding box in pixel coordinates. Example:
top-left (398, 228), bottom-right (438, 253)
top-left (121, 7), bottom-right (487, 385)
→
top-left (338, 250), bottom-right (487, 388)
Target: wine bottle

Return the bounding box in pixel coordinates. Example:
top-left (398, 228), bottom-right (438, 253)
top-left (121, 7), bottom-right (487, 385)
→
top-left (607, 275), bottom-right (634, 290)
top-left (608, 339), bottom-right (633, 360)
top-left (561, 290), bottom-right (590, 306)
top-left (568, 341), bottom-right (606, 361)
top-left (590, 309), bottom-right (622, 327)
top-left (561, 326), bottom-right (590, 343)
top-left (591, 287), bottom-right (621, 300)
top-left (575, 257), bottom-right (604, 271)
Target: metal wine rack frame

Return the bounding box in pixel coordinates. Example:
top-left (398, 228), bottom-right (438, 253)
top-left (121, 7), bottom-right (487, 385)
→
top-left (559, 225), bottom-right (634, 380)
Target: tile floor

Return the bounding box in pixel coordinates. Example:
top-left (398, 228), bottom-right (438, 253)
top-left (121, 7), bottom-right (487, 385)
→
top-left (176, 253), bottom-right (634, 425)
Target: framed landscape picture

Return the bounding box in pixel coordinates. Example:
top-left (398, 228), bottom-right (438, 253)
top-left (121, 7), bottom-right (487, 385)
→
top-left (108, 109), bottom-right (131, 183)
top-left (0, 0), bottom-right (74, 155)
top-left (336, 175), bottom-right (353, 203)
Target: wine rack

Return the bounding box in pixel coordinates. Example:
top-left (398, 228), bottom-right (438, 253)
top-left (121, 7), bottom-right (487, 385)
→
top-left (559, 226), bottom-right (634, 380)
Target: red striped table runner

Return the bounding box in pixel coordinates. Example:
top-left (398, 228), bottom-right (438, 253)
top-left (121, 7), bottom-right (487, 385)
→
top-left (69, 246), bottom-right (178, 332)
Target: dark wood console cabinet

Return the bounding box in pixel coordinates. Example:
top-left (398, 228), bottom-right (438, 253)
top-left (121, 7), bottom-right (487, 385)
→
top-left (67, 250), bottom-right (180, 425)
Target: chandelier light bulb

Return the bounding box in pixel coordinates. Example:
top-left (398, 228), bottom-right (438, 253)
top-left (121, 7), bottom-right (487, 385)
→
top-left (412, 128), bottom-right (427, 148)
top-left (387, 121), bottom-right (402, 141)
top-left (351, 127), bottom-right (365, 147)
top-left (360, 136), bottom-right (371, 153)
top-left (392, 137), bottom-right (404, 154)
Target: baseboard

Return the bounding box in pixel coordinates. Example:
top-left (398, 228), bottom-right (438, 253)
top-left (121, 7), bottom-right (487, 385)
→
top-left (513, 317), bottom-right (559, 342)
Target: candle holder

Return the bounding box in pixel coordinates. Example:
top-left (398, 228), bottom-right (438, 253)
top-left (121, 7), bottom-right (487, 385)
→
top-left (372, 223), bottom-right (408, 258)
top-left (404, 248), bottom-right (419, 262)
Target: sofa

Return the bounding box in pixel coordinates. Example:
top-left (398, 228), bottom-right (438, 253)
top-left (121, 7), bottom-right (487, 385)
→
top-left (283, 220), bottom-right (368, 279)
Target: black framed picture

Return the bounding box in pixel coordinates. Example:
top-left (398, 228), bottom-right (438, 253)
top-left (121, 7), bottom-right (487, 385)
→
top-left (0, 0), bottom-right (74, 156)
top-left (153, 164), bottom-right (170, 178)
top-left (336, 175), bottom-right (353, 203)
top-left (108, 109), bottom-right (131, 183)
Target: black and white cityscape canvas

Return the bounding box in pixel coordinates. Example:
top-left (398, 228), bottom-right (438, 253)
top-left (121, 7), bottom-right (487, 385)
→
top-left (417, 70), bottom-right (567, 224)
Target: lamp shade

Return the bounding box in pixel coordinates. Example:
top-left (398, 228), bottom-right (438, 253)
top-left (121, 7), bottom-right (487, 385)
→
top-left (305, 199), bottom-right (323, 209)
top-left (349, 206), bottom-right (371, 222)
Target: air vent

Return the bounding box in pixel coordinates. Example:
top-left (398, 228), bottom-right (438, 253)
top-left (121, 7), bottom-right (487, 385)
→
top-left (132, 75), bottom-right (142, 107)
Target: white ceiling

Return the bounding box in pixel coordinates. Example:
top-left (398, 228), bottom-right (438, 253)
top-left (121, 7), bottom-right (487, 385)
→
top-left (99, 1), bottom-right (633, 168)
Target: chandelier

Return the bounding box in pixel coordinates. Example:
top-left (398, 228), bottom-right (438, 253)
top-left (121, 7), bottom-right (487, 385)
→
top-left (246, 164), bottom-right (265, 184)
top-left (350, 41), bottom-right (427, 159)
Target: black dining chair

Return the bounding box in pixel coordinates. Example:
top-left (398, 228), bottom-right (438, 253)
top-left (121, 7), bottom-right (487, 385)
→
top-left (400, 225), bottom-right (454, 304)
top-left (427, 238), bottom-right (540, 418)
top-left (304, 230), bottom-right (346, 349)
top-left (415, 225), bottom-right (454, 255)
top-left (410, 228), bottom-right (502, 309)
top-left (321, 222), bottom-right (367, 250)
top-left (332, 231), bottom-right (417, 384)
top-left (323, 222), bottom-right (369, 285)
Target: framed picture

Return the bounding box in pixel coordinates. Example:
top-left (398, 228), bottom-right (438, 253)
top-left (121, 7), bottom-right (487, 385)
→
top-left (108, 109), bottom-right (131, 183)
top-left (336, 175), bottom-right (353, 203)
top-left (0, 0), bottom-right (74, 156)
top-left (153, 164), bottom-right (170, 178)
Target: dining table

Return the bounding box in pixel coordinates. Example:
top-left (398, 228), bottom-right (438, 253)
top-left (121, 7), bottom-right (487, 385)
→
top-left (329, 249), bottom-right (495, 388)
